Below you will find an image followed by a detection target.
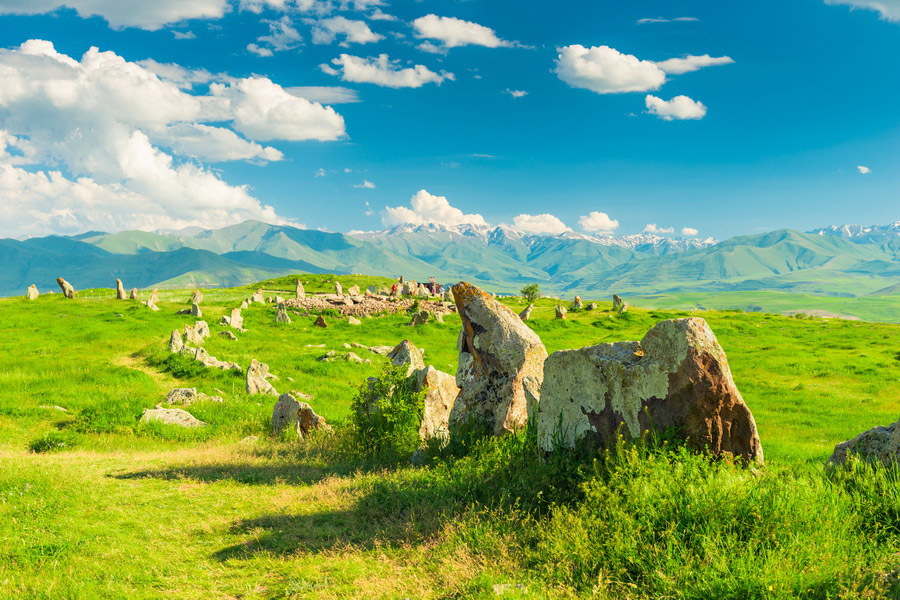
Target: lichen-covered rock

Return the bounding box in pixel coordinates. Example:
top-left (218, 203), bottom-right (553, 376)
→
top-left (140, 406), bottom-right (205, 427)
top-left (313, 315), bottom-right (328, 328)
top-left (272, 393), bottom-right (332, 439)
top-left (387, 340), bottom-right (425, 376)
top-left (555, 305), bottom-right (567, 320)
top-left (274, 303), bottom-right (291, 324)
top-left (168, 329), bottom-right (184, 353)
top-left (190, 303), bottom-right (202, 318)
top-left (26, 285), bottom-right (39, 300)
top-left (414, 366), bottom-right (459, 443)
top-left (246, 359), bottom-right (278, 396)
top-left (519, 305), bottom-right (533, 321)
top-left (450, 282), bottom-right (548, 436)
top-left (165, 388), bottom-right (197, 405)
top-left (535, 317), bottom-right (764, 463)
top-left (295, 280), bottom-right (305, 299)
top-left (408, 310), bottom-right (430, 326)
top-left (116, 279), bottom-right (126, 300)
top-left (829, 419), bottom-right (900, 466)
top-left (56, 277), bottom-right (75, 299)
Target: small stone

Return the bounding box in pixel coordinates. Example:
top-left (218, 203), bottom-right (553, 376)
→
top-left (348, 316), bottom-right (361, 325)
top-left (313, 315), bottom-right (328, 328)
top-left (221, 331), bottom-right (238, 340)
top-left (165, 388), bottom-right (198, 405)
top-left (140, 407), bottom-right (205, 428)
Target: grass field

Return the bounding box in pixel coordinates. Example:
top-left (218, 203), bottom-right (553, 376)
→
top-left (1, 282), bottom-right (899, 599)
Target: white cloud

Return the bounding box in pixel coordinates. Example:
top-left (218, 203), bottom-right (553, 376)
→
top-left (322, 54), bottom-right (452, 88)
top-left (637, 17), bottom-right (699, 24)
top-left (173, 30), bottom-right (197, 39)
top-left (247, 44), bottom-right (274, 57)
top-left (248, 16), bottom-right (302, 56)
top-left (309, 16), bottom-right (384, 45)
top-left (382, 189), bottom-right (487, 227)
top-left (682, 227), bottom-right (699, 236)
top-left (643, 223), bottom-right (674, 234)
top-left (315, 167), bottom-right (326, 176)
top-left (645, 95), bottom-right (707, 120)
top-left (554, 45), bottom-right (666, 94)
top-left (239, 0), bottom-right (331, 16)
top-left (504, 89), bottom-right (528, 98)
top-left (655, 54), bottom-right (734, 75)
top-left (412, 14), bottom-right (517, 51)
top-left (824, 0), bottom-right (900, 22)
top-left (0, 40), bottom-right (347, 237)
top-left (513, 213), bottom-right (571, 235)
top-left (286, 85), bottom-right (360, 103)
top-left (578, 211), bottom-right (620, 233)
top-left (0, 0), bottom-right (230, 30)
top-left (136, 59), bottom-right (215, 89)
top-left (857, 165), bottom-right (872, 174)
top-left (354, 179), bottom-right (376, 188)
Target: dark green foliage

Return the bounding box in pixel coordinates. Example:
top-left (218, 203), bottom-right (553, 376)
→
top-left (520, 283), bottom-right (540, 304)
top-left (28, 431), bottom-right (80, 453)
top-left (349, 364), bottom-right (425, 461)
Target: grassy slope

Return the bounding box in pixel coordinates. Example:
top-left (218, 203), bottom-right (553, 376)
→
top-left (1, 288), bottom-right (899, 598)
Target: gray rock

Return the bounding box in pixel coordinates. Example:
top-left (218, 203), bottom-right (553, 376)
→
top-left (348, 285), bottom-right (360, 296)
top-left (165, 388), bottom-right (223, 405)
top-left (190, 303), bottom-right (202, 318)
top-left (369, 345), bottom-right (394, 356)
top-left (221, 330), bottom-right (238, 340)
top-left (348, 316), bottom-right (361, 325)
top-left (56, 277), bottom-right (75, 299)
top-left (194, 320), bottom-right (210, 338)
top-left (246, 359), bottom-right (278, 396)
top-left (612, 294), bottom-right (625, 312)
top-left (387, 340), bottom-right (425, 376)
top-left (586, 302), bottom-right (598, 311)
top-left (140, 406), bottom-right (206, 428)
top-left (272, 393), bottom-right (332, 439)
top-left (295, 280), bottom-right (305, 299)
top-left (408, 310), bottom-right (430, 326)
top-left (26, 284), bottom-right (39, 300)
top-left (168, 329), bottom-right (184, 353)
top-left (190, 289), bottom-right (203, 305)
top-left (555, 305), bottom-right (567, 320)
top-left (519, 305), bottom-right (533, 321)
top-left (335, 281), bottom-right (343, 297)
top-left (116, 279), bottom-right (126, 300)
top-left (229, 308), bottom-right (243, 330)
top-left (274, 303), bottom-right (291, 324)
top-left (251, 290), bottom-right (264, 304)
top-left (414, 366), bottom-right (459, 443)
top-left (572, 296), bottom-right (583, 310)
top-left (829, 419), bottom-right (900, 466)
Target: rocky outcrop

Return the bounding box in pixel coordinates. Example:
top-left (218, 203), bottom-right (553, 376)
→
top-left (535, 317), bottom-right (764, 463)
top-left (272, 393), bottom-right (332, 439)
top-left (450, 282), bottom-right (548, 435)
top-left (519, 305), bottom-right (533, 321)
top-left (26, 285), bottom-right (39, 300)
top-left (168, 329), bottom-right (184, 353)
top-left (246, 359), bottom-right (278, 396)
top-left (387, 340), bottom-right (425, 375)
top-left (56, 277), bottom-right (75, 299)
top-left (555, 305), bottom-right (567, 320)
top-left (829, 419), bottom-right (900, 466)
top-left (140, 406), bottom-right (206, 427)
top-left (116, 279), bottom-right (126, 300)
top-left (274, 303), bottom-right (291, 324)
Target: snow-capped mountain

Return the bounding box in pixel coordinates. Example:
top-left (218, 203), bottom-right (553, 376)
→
top-left (809, 222), bottom-right (900, 242)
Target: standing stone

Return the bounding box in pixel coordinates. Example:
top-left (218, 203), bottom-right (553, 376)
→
top-left (246, 359), bottom-right (278, 396)
top-left (334, 282), bottom-right (343, 297)
top-left (272, 393), bottom-right (331, 439)
top-left (190, 289), bottom-right (204, 305)
top-left (617, 301), bottom-right (628, 314)
top-left (417, 283), bottom-right (429, 297)
top-left (348, 285), bottom-right (360, 296)
top-left (183, 324), bottom-right (203, 346)
top-left (612, 294), bottom-right (625, 311)
top-left (519, 305), bottom-right (533, 321)
top-left (274, 303), bottom-right (291, 324)
top-left (555, 305), bottom-right (567, 320)
top-left (26, 285), bottom-right (39, 300)
top-left (435, 312), bottom-right (444, 324)
top-left (168, 329), bottom-right (184, 353)
top-left (240, 300), bottom-right (249, 309)
top-left (190, 303), bottom-right (202, 318)
top-left (829, 419), bottom-right (900, 466)
top-left (414, 366), bottom-right (460, 443)
top-left (408, 310), bottom-right (430, 326)
top-left (295, 280), bottom-right (305, 299)
top-left (586, 302), bottom-right (598, 311)
top-left (229, 308), bottom-right (243, 330)
top-left (367, 285), bottom-right (377, 295)
top-left (387, 340), bottom-right (425, 376)
top-left (251, 290), bottom-right (264, 304)
top-left (572, 296), bottom-right (583, 310)
top-left (313, 315), bottom-right (328, 328)
top-left (146, 299), bottom-right (160, 312)
top-left (56, 278), bottom-right (75, 299)
top-left (450, 282), bottom-right (548, 436)
top-left (150, 289), bottom-right (159, 305)
top-left (535, 317), bottom-right (764, 464)
top-left (348, 316), bottom-right (361, 325)
top-left (116, 279), bottom-right (126, 300)
top-left (129, 288), bottom-right (138, 300)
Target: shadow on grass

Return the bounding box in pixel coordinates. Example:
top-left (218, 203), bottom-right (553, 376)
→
top-left (113, 462), bottom-right (335, 486)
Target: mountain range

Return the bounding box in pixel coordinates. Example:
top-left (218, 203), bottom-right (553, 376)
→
top-left (1, 220), bottom-right (897, 300)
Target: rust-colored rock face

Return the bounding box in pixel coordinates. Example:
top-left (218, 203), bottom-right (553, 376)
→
top-left (450, 282), bottom-right (548, 436)
top-left (536, 317), bottom-right (764, 464)
top-left (56, 277), bottom-right (75, 299)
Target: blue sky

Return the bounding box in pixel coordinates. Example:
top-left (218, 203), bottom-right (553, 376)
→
top-left (0, 0), bottom-right (897, 240)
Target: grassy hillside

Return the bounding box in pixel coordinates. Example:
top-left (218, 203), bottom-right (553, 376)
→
top-left (1, 284), bottom-right (899, 598)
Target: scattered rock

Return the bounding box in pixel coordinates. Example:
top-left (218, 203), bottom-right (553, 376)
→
top-left (829, 419), bottom-right (900, 466)
top-left (240, 300), bottom-right (249, 309)
top-left (251, 290), bottom-right (264, 304)
top-left (221, 331), bottom-right (238, 340)
top-left (190, 303), bottom-right (202, 318)
top-left (434, 312), bottom-right (444, 324)
top-left (573, 296), bottom-right (583, 310)
top-left (274, 303), bottom-right (292, 324)
top-left (555, 305), bottom-right (567, 320)
top-left (168, 329), bottom-right (184, 353)
top-left (165, 388), bottom-right (223, 405)
top-left (305, 343), bottom-right (326, 348)
top-left (56, 277), bottom-right (75, 299)
top-left (519, 305), bottom-right (533, 321)
top-left (246, 359), bottom-right (278, 396)
top-left (129, 288), bottom-right (138, 300)
top-left (369, 345), bottom-right (394, 356)
top-left (177, 309), bottom-right (192, 315)
top-left (145, 299), bottom-right (160, 312)
top-left (295, 280), bottom-right (305, 299)
top-left (229, 308), bottom-right (243, 330)
top-left (450, 282), bottom-right (547, 436)
top-left (140, 406), bottom-right (206, 428)
top-left (313, 315), bottom-right (328, 328)
top-left (194, 321), bottom-right (210, 338)
top-left (348, 285), bottom-right (360, 296)
top-left (116, 279), bottom-right (126, 300)
top-left (387, 340), bottom-right (425, 375)
top-left (408, 310), bottom-right (430, 326)
top-left (535, 317), bottom-right (764, 464)
top-left (272, 393), bottom-right (332, 439)
top-left (348, 316), bottom-right (361, 325)
top-left (239, 435), bottom-right (259, 445)
top-left (26, 284), bottom-right (38, 300)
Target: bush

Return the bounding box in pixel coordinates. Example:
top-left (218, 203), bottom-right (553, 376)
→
top-left (349, 363), bottom-right (425, 461)
top-left (521, 283), bottom-right (540, 304)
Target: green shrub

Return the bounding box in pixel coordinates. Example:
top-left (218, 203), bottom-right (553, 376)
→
top-left (28, 430), bottom-right (80, 453)
top-left (521, 283), bottom-right (540, 304)
top-left (349, 363), bottom-right (425, 461)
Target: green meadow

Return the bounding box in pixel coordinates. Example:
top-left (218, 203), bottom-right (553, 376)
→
top-left (1, 281), bottom-right (899, 599)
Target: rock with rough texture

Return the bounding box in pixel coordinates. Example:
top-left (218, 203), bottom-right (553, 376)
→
top-left (146, 299), bottom-right (160, 312)
top-left (387, 339), bottom-right (425, 375)
top-left (272, 393), bottom-right (332, 439)
top-left (246, 359), bottom-right (278, 396)
top-left (617, 301), bottom-right (628, 313)
top-left (573, 296), bottom-right (583, 310)
top-left (435, 312), bottom-right (444, 324)
top-left (56, 277), bottom-right (75, 299)
top-left (229, 308), bottom-right (243, 330)
top-left (295, 280), bottom-right (305, 299)
top-left (116, 279), bottom-right (126, 300)
top-left (408, 310), bottom-right (430, 326)
top-left (194, 321), bottom-right (210, 338)
top-left (535, 317), bottom-right (764, 464)
top-left (150, 289), bottom-right (159, 305)
top-left (348, 316), bottom-right (361, 325)
top-left (555, 305), bottom-right (567, 320)
top-left (251, 290), bottom-right (264, 304)
top-left (519, 305), bottom-right (533, 321)
top-left (586, 302), bottom-right (598, 311)
top-left (612, 294), bottom-right (625, 311)
top-left (313, 315), bottom-right (328, 328)
top-left (183, 324), bottom-right (203, 346)
top-left (221, 330), bottom-right (238, 340)
top-left (450, 282), bottom-right (548, 436)
top-left (168, 329), bottom-right (184, 353)
top-left (141, 406), bottom-right (206, 427)
top-left (190, 289), bottom-right (203, 305)
top-left (129, 288), bottom-right (138, 300)
top-left (240, 299), bottom-right (249, 309)
top-left (190, 303), bottom-right (202, 318)
top-left (829, 419), bottom-right (900, 466)
top-left (335, 282), bottom-right (343, 297)
top-left (414, 366), bottom-right (460, 443)
top-left (165, 388), bottom-right (223, 405)
top-left (274, 303), bottom-right (292, 324)
top-left (348, 285), bottom-right (360, 296)
top-left (26, 285), bottom-right (39, 300)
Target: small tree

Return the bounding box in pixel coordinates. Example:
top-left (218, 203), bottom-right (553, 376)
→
top-left (521, 283), bottom-right (540, 304)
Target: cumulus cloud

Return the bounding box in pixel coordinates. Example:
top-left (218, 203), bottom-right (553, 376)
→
top-left (645, 95), bottom-right (707, 120)
top-left (578, 211), bottom-right (620, 233)
top-left (554, 45), bottom-right (666, 94)
top-left (0, 0), bottom-right (230, 30)
top-left (315, 167), bottom-right (326, 177)
top-left (682, 227), bottom-right (699, 236)
top-left (321, 53), bottom-right (452, 88)
top-left (412, 14), bottom-right (518, 51)
top-left (286, 85), bottom-right (361, 103)
top-left (354, 179), bottom-right (376, 188)
top-left (643, 223), bottom-right (675, 234)
top-left (637, 17), bottom-right (699, 24)
top-left (382, 189), bottom-right (487, 227)
top-left (655, 54), bottom-right (734, 75)
top-left (0, 40), bottom-right (347, 237)
top-left (512, 213), bottom-right (571, 235)
top-left (247, 15), bottom-right (302, 56)
top-left (308, 16), bottom-right (384, 45)
top-left (504, 89), bottom-right (528, 98)
top-left (824, 0), bottom-right (900, 22)
top-left (857, 165), bottom-right (872, 174)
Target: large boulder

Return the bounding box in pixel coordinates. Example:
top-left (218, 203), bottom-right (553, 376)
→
top-left (829, 419), bottom-right (900, 466)
top-left (272, 393), bottom-right (332, 439)
top-left (387, 340), bottom-right (425, 376)
top-left (116, 279), bottom-right (126, 300)
top-left (26, 285), bottom-right (39, 300)
top-left (450, 282), bottom-right (548, 435)
top-left (535, 317), bottom-right (764, 464)
top-left (414, 366), bottom-right (459, 443)
top-left (56, 277), bottom-right (75, 299)
top-left (246, 359), bottom-right (278, 396)
top-left (140, 406), bottom-right (205, 427)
